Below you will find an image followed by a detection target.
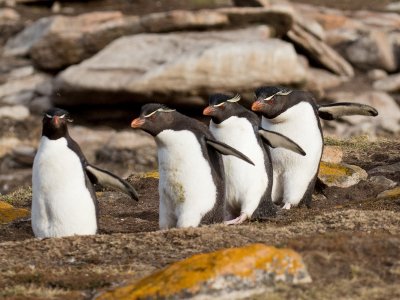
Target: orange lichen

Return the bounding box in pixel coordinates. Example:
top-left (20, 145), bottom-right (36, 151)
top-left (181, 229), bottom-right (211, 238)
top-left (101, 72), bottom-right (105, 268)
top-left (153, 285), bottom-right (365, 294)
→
top-left (96, 244), bottom-right (310, 300)
top-left (0, 200), bottom-right (30, 224)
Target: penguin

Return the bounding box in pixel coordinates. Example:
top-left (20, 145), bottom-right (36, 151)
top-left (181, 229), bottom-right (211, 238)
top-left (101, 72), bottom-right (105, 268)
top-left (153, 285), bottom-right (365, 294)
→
top-left (32, 108), bottom-right (139, 238)
top-left (203, 93), bottom-right (305, 224)
top-left (252, 86), bottom-right (378, 209)
top-left (130, 103), bottom-right (254, 229)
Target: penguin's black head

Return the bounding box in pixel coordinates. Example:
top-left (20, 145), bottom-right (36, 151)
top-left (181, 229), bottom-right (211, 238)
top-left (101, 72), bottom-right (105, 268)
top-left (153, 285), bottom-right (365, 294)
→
top-left (131, 103), bottom-right (177, 136)
top-left (42, 108), bottom-right (73, 140)
top-left (252, 86), bottom-right (294, 119)
top-left (203, 93), bottom-right (243, 124)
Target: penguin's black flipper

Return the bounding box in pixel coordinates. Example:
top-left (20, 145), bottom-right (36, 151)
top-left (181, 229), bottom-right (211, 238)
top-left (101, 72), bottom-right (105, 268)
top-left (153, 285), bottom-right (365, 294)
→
top-left (85, 164), bottom-right (139, 201)
top-left (258, 129), bottom-right (306, 156)
top-left (318, 102), bottom-right (378, 120)
top-left (205, 138), bottom-right (255, 165)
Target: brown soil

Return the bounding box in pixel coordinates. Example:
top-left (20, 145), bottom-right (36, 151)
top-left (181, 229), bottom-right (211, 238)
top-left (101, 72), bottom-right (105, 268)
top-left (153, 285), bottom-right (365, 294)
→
top-left (1, 137), bottom-right (399, 299)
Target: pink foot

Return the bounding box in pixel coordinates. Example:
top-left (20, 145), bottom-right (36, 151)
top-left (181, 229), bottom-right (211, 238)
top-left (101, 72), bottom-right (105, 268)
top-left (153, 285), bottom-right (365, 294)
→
top-left (224, 213), bottom-right (248, 225)
top-left (282, 203), bottom-right (292, 210)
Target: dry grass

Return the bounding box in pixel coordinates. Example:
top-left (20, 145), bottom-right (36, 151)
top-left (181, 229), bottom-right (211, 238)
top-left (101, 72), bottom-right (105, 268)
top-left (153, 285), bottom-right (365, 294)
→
top-left (0, 284), bottom-right (68, 298)
top-left (1, 186), bottom-right (32, 207)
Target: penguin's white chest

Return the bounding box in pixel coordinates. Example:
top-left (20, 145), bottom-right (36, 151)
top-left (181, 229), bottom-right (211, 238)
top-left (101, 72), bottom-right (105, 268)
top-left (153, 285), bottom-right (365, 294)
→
top-left (261, 102), bottom-right (323, 206)
top-left (261, 102), bottom-right (323, 171)
top-left (32, 137), bottom-right (97, 238)
top-left (156, 130), bottom-right (216, 228)
top-left (210, 117), bottom-right (268, 215)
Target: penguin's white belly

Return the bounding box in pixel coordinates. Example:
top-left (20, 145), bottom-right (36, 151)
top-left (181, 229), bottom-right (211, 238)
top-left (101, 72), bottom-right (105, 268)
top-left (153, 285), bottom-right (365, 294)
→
top-left (32, 137), bottom-right (97, 238)
top-left (156, 130), bottom-right (216, 228)
top-left (210, 117), bottom-right (268, 217)
top-left (261, 102), bottom-right (322, 205)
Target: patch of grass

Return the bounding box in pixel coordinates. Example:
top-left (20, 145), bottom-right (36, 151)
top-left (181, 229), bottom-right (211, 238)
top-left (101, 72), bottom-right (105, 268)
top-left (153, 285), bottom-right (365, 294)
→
top-left (324, 135), bottom-right (372, 149)
top-left (0, 284), bottom-right (68, 298)
top-left (0, 186), bottom-right (32, 207)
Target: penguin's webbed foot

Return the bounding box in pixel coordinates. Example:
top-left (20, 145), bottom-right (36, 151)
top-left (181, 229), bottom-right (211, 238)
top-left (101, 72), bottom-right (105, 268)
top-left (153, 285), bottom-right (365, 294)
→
top-left (282, 203), bottom-right (292, 210)
top-left (224, 213), bottom-right (248, 225)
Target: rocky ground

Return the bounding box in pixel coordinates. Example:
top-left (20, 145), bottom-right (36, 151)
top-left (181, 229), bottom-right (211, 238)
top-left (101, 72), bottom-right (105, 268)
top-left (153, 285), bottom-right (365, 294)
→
top-left (0, 0), bottom-right (400, 299)
top-left (1, 135), bottom-right (399, 299)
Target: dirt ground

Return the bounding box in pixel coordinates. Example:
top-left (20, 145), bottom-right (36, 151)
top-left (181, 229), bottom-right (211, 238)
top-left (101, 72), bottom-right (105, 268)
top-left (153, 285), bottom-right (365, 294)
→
top-left (1, 136), bottom-right (399, 299)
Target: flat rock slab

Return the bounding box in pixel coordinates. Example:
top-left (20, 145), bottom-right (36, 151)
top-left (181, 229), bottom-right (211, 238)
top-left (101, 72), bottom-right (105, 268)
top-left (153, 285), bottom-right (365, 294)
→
top-left (318, 161), bottom-right (368, 188)
top-left (55, 29), bottom-right (306, 107)
top-left (0, 200), bottom-right (29, 224)
top-left (95, 243), bottom-right (311, 300)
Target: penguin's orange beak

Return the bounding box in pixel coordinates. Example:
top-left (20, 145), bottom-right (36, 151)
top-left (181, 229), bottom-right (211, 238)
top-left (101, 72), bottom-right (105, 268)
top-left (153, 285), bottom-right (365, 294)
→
top-left (131, 117), bottom-right (145, 128)
top-left (53, 116), bottom-right (60, 127)
top-left (203, 106), bottom-right (215, 116)
top-left (251, 101), bottom-right (264, 112)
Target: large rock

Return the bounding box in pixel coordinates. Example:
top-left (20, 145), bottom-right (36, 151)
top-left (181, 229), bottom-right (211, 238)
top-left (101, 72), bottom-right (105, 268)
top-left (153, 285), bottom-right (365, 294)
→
top-left (231, 0), bottom-right (353, 76)
top-left (286, 21), bottom-right (354, 77)
top-left (4, 11), bottom-right (143, 71)
top-left (95, 244), bottom-right (311, 300)
top-left (54, 28), bottom-right (307, 107)
top-left (342, 29), bottom-right (398, 72)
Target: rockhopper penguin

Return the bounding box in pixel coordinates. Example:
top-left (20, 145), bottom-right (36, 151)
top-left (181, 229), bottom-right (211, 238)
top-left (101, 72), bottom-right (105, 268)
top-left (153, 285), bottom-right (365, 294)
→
top-left (131, 103), bottom-right (254, 229)
top-left (32, 108), bottom-right (139, 238)
top-left (204, 93), bottom-right (305, 224)
top-left (252, 86), bottom-right (378, 209)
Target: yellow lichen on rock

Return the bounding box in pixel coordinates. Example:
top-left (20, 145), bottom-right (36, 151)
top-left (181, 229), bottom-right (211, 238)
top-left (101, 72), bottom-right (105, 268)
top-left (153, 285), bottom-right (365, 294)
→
top-left (0, 200), bottom-right (30, 224)
top-left (140, 171), bottom-right (159, 179)
top-left (318, 161), bottom-right (368, 188)
top-left (96, 243), bottom-right (311, 300)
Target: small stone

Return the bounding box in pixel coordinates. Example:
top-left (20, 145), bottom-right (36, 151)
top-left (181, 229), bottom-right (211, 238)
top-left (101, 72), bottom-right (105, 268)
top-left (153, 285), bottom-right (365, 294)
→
top-left (367, 69), bottom-right (387, 81)
top-left (369, 162), bottom-right (400, 176)
top-left (0, 200), bottom-right (30, 224)
top-left (369, 176), bottom-right (397, 191)
top-left (0, 8), bottom-right (19, 23)
top-left (377, 187), bottom-right (400, 199)
top-left (318, 162), bottom-right (368, 188)
top-left (0, 105), bottom-right (29, 120)
top-left (95, 244), bottom-right (311, 300)
top-left (321, 146), bottom-right (343, 163)
top-left (373, 73), bottom-right (400, 93)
